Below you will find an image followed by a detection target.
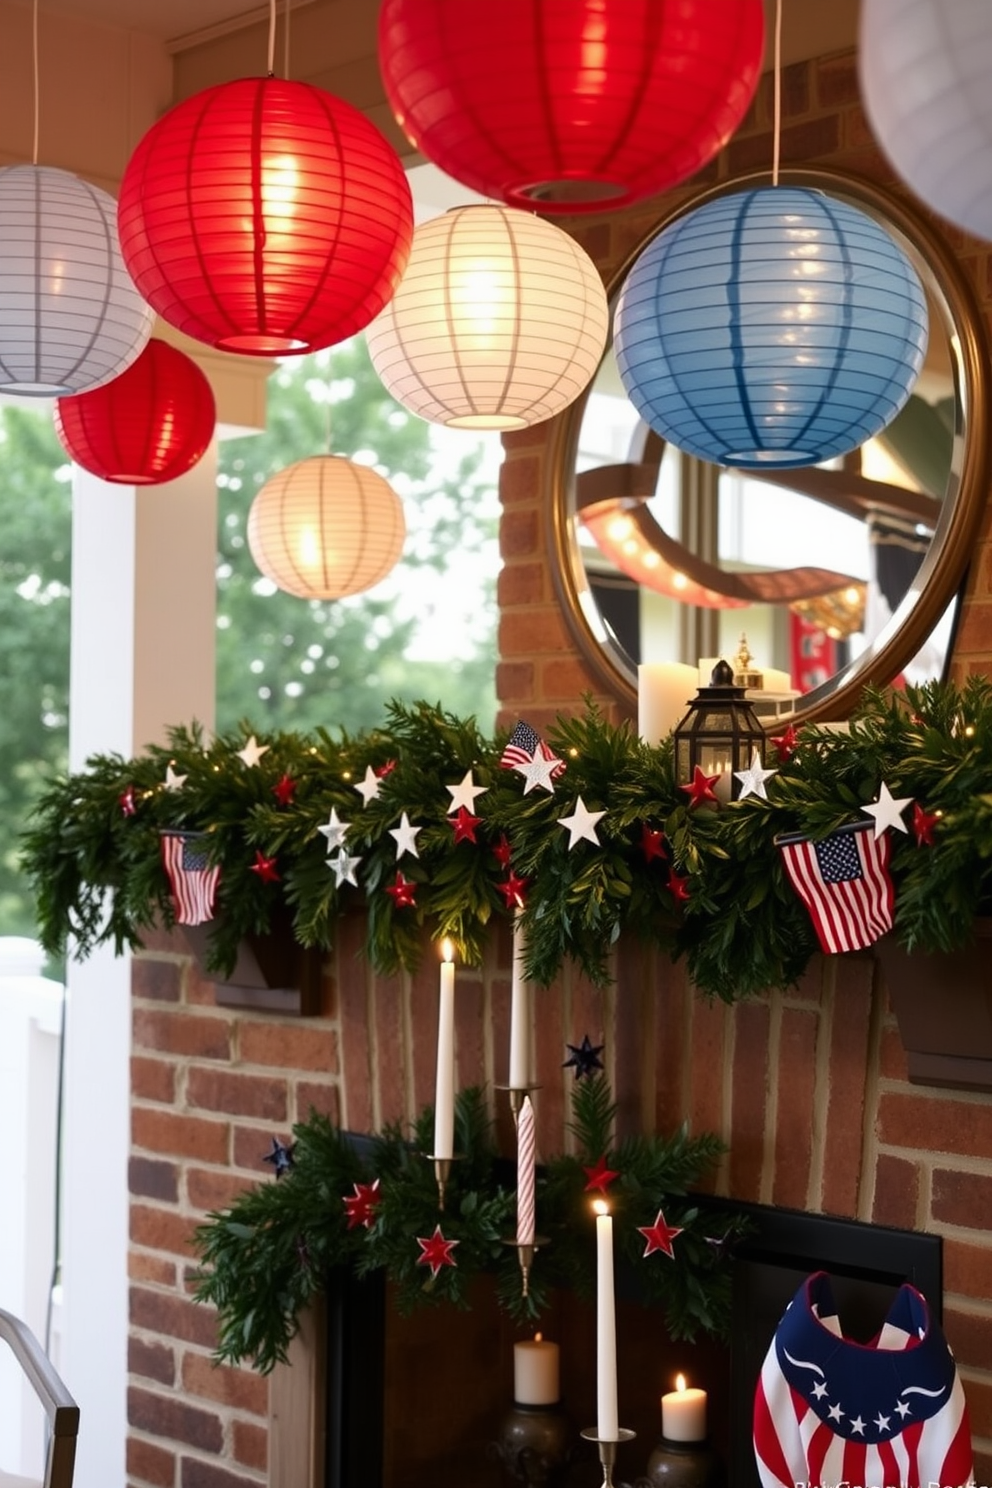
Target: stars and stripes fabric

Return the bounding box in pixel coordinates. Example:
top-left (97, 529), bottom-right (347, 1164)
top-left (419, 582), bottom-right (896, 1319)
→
top-left (499, 720), bottom-right (566, 778)
top-left (775, 820), bottom-right (894, 954)
top-left (754, 1271), bottom-right (973, 1488)
top-left (160, 830), bottom-right (222, 926)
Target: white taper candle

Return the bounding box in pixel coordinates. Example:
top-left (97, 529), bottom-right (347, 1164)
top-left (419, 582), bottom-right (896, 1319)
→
top-left (433, 939), bottom-right (455, 1160)
top-left (594, 1200), bottom-right (619, 1440)
top-left (509, 913), bottom-right (530, 1089)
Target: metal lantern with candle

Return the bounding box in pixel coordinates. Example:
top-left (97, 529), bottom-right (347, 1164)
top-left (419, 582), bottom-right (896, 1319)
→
top-left (672, 661), bottom-right (766, 803)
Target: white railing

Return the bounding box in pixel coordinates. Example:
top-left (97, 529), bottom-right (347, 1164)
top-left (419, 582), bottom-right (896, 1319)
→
top-left (0, 938), bottom-right (64, 1482)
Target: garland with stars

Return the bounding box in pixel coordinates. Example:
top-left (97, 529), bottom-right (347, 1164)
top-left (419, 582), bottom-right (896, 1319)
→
top-left (20, 680), bottom-right (992, 1001)
top-left (192, 1074), bottom-right (746, 1375)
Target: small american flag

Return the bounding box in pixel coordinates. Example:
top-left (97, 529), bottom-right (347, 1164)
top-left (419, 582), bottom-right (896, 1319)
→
top-left (776, 820), bottom-right (893, 955)
top-left (499, 721), bottom-right (566, 779)
top-left (161, 831), bottom-right (222, 926)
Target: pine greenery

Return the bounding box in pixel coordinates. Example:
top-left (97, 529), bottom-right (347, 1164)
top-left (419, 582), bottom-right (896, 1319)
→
top-left (20, 679), bottom-right (992, 1001)
top-left (193, 1078), bottom-right (743, 1374)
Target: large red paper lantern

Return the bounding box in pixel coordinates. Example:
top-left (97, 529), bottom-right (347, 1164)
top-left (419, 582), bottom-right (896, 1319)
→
top-left (118, 77), bottom-right (413, 356)
top-left (53, 339), bottom-right (217, 485)
top-left (378, 0), bottom-right (764, 213)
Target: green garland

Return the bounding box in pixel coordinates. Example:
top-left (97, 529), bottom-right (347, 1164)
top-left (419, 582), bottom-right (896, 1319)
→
top-left (192, 1077), bottom-right (745, 1374)
top-left (21, 679), bottom-right (992, 1000)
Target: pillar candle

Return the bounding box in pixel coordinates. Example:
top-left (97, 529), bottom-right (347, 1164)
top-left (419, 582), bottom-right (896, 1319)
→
top-left (637, 662), bottom-right (698, 744)
top-left (516, 1093), bottom-right (536, 1248)
top-left (433, 939), bottom-right (455, 1160)
top-left (513, 1333), bottom-right (560, 1405)
top-left (661, 1374), bottom-right (707, 1442)
top-left (508, 913), bottom-right (530, 1089)
top-left (594, 1201), bottom-right (619, 1440)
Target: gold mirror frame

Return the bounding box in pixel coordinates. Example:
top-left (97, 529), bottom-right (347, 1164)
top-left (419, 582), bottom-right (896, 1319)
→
top-left (548, 167), bottom-right (992, 724)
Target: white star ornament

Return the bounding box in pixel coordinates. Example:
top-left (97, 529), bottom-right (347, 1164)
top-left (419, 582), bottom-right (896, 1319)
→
top-left (558, 796), bottom-right (606, 850)
top-left (733, 750), bottom-right (777, 802)
top-left (236, 735), bottom-right (269, 768)
top-left (317, 807), bottom-right (351, 851)
top-left (445, 770), bottom-right (488, 813)
top-left (863, 780), bottom-right (913, 840)
top-left (389, 811), bottom-right (421, 860)
top-left (354, 765), bottom-right (382, 806)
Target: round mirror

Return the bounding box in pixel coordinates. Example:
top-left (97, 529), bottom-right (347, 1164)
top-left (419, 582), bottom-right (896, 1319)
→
top-left (549, 168), bottom-right (991, 725)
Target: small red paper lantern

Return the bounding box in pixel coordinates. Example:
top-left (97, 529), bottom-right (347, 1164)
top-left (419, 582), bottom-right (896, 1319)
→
top-left (379, 0), bottom-right (764, 213)
top-left (118, 77), bottom-right (413, 356)
top-left (53, 339), bottom-right (216, 485)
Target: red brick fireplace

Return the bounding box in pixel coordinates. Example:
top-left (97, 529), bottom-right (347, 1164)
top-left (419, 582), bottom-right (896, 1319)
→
top-left (124, 48), bottom-right (992, 1488)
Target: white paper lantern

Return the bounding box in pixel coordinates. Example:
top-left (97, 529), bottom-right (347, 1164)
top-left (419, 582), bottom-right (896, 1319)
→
top-left (366, 205), bottom-right (609, 429)
top-left (0, 165), bottom-right (154, 396)
top-left (247, 456), bottom-right (406, 599)
top-left (860, 0), bottom-right (992, 242)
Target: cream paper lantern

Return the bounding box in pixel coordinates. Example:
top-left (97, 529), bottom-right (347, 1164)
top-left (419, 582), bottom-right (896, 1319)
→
top-left (247, 455), bottom-right (406, 599)
top-left (366, 204), bottom-right (609, 429)
top-left (860, 0), bottom-right (992, 242)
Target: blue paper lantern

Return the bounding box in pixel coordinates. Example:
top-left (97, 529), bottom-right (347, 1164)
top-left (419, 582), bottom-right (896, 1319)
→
top-left (614, 186), bottom-right (928, 469)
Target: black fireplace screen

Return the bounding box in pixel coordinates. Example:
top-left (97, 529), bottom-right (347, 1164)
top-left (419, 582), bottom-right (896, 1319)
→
top-left (323, 1201), bottom-right (942, 1488)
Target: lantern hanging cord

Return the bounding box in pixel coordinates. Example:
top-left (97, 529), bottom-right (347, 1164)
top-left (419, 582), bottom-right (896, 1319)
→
top-left (772, 0), bottom-right (782, 186)
top-left (267, 0), bottom-right (277, 76)
top-left (32, 0), bottom-right (39, 165)
top-left (284, 0), bottom-right (291, 80)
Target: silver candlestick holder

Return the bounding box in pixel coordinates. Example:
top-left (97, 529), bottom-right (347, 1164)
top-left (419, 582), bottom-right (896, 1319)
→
top-left (581, 1426), bottom-right (636, 1488)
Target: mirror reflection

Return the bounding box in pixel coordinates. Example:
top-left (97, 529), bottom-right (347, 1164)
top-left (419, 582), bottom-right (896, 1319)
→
top-left (553, 171), bottom-right (988, 725)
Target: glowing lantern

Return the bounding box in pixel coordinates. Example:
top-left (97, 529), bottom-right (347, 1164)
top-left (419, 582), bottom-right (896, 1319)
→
top-left (53, 339), bottom-right (216, 485)
top-left (118, 78), bottom-right (413, 356)
top-left (247, 456), bottom-right (406, 599)
top-left (378, 0), bottom-right (764, 212)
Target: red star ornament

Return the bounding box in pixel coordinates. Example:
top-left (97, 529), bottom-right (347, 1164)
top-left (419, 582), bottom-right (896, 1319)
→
top-left (497, 871), bottom-right (529, 910)
top-left (680, 765), bottom-right (721, 808)
top-left (667, 867), bottom-right (690, 903)
top-left (272, 773), bottom-right (297, 807)
top-left (416, 1224), bottom-right (459, 1278)
top-left (770, 724), bottom-right (800, 762)
top-left (385, 870), bottom-right (417, 908)
top-left (492, 833), bottom-right (512, 870)
top-left (249, 850), bottom-right (280, 883)
top-left (640, 823), bottom-right (667, 863)
top-left (119, 785), bottom-right (137, 817)
top-left (912, 801), bottom-right (941, 847)
top-left (450, 806), bottom-right (482, 844)
top-left (583, 1155), bottom-right (620, 1193)
top-left (637, 1208), bottom-right (684, 1259)
top-left (343, 1179), bottom-right (382, 1231)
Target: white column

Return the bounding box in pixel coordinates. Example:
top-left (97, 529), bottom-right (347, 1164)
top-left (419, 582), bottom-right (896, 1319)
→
top-left (61, 452), bottom-right (217, 1488)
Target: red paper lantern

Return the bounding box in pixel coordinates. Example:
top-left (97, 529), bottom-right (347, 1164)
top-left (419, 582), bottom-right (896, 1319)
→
top-left (53, 339), bottom-right (216, 485)
top-left (118, 77), bottom-right (413, 356)
top-left (378, 0), bottom-right (764, 213)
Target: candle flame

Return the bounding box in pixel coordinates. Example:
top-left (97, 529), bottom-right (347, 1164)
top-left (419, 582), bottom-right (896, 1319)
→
top-left (534, 1332), bottom-right (542, 1343)
top-left (592, 1198), bottom-right (609, 1216)
top-left (441, 937), bottom-right (454, 963)
top-left (676, 1373), bottom-right (687, 1393)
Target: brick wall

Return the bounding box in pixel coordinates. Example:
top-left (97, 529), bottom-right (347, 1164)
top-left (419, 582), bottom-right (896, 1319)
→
top-left (125, 48), bottom-right (992, 1488)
